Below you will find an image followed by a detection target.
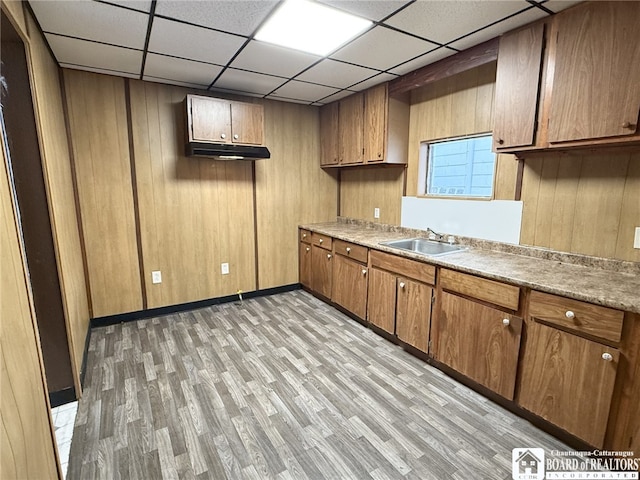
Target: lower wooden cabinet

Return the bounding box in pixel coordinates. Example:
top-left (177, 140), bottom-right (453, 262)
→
top-left (367, 267), bottom-right (396, 334)
top-left (396, 278), bottom-right (433, 352)
top-left (518, 320), bottom-right (619, 447)
top-left (311, 245), bottom-right (332, 298)
top-left (434, 291), bottom-right (523, 400)
top-left (332, 254), bottom-right (368, 319)
top-left (299, 241), bottom-right (311, 288)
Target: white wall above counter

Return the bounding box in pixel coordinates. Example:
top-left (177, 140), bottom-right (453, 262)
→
top-left (401, 197), bottom-right (523, 244)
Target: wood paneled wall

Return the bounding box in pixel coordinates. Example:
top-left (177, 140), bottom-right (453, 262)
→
top-left (406, 62), bottom-right (511, 197)
top-left (340, 167), bottom-right (404, 225)
top-left (521, 152), bottom-right (640, 262)
top-left (25, 12), bottom-right (89, 390)
top-left (256, 100), bottom-right (337, 289)
top-left (63, 70), bottom-right (142, 317)
top-left (1, 130), bottom-right (60, 480)
top-left (129, 80), bottom-right (256, 307)
top-left (64, 70), bottom-right (336, 313)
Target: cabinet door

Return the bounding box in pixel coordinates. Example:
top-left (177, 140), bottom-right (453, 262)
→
top-left (518, 321), bottom-right (619, 447)
top-left (339, 93), bottom-right (364, 164)
top-left (320, 103), bottom-right (339, 166)
top-left (299, 242), bottom-right (311, 288)
top-left (364, 83), bottom-right (387, 162)
top-left (435, 292), bottom-right (523, 400)
top-left (493, 23), bottom-right (544, 150)
top-left (548, 3), bottom-right (640, 142)
top-left (189, 96), bottom-right (231, 143)
top-left (311, 245), bottom-right (332, 298)
top-left (367, 267), bottom-right (396, 334)
top-left (331, 255), bottom-right (368, 320)
top-left (230, 102), bottom-right (263, 145)
top-left (396, 278), bottom-right (432, 353)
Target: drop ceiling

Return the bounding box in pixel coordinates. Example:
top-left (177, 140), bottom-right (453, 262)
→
top-left (29, 0), bottom-right (580, 105)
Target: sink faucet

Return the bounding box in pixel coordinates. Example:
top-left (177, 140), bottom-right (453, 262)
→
top-left (426, 227), bottom-right (444, 242)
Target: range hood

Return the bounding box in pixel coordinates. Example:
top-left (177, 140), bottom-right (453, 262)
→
top-left (186, 142), bottom-right (270, 160)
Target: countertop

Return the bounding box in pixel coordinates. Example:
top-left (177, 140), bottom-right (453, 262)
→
top-left (299, 220), bottom-right (640, 314)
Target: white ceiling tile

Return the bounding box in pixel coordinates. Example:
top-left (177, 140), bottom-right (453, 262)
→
top-left (538, 0), bottom-right (582, 13)
top-left (142, 76), bottom-right (209, 89)
top-left (30, 0), bottom-right (148, 49)
top-left (348, 72), bottom-right (397, 91)
top-left (213, 68), bottom-right (285, 95)
top-left (296, 59), bottom-right (378, 89)
top-left (384, 1), bottom-right (532, 45)
top-left (148, 17), bottom-right (246, 65)
top-left (229, 40), bottom-right (320, 78)
top-left (448, 7), bottom-right (548, 51)
top-left (272, 80), bottom-right (340, 102)
top-left (318, 0), bottom-right (411, 21)
top-left (46, 34), bottom-right (143, 75)
top-left (331, 26), bottom-right (438, 71)
top-left (104, 0), bottom-right (152, 13)
top-left (388, 47), bottom-right (456, 75)
top-left (60, 63), bottom-right (140, 79)
top-left (154, 0), bottom-right (277, 36)
top-left (144, 53), bottom-right (222, 87)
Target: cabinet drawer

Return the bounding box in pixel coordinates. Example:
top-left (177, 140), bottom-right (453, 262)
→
top-left (440, 269), bottom-right (519, 311)
top-left (311, 233), bottom-right (332, 250)
top-left (529, 290), bottom-right (623, 344)
top-left (370, 250), bottom-right (435, 285)
top-left (334, 239), bottom-right (367, 264)
top-left (299, 229), bottom-right (311, 243)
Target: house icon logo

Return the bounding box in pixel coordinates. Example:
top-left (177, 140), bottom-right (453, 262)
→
top-left (512, 448), bottom-right (545, 480)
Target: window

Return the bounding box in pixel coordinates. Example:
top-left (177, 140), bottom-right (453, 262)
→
top-left (423, 134), bottom-right (496, 198)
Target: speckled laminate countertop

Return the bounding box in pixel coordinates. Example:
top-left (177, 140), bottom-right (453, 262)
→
top-left (299, 220), bottom-right (640, 314)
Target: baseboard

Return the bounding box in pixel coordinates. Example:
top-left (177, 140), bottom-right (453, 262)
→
top-left (90, 284), bottom-right (301, 328)
top-left (49, 387), bottom-right (76, 408)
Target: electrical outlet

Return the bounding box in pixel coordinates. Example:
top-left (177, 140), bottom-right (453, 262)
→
top-left (221, 263), bottom-right (230, 275)
top-left (634, 227), bottom-right (640, 249)
top-left (374, 207), bottom-right (380, 219)
top-left (151, 270), bottom-right (162, 284)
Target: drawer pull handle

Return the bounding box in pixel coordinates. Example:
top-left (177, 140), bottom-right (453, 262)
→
top-left (233, 134), bottom-right (239, 140)
top-left (399, 282), bottom-right (405, 289)
top-left (302, 233), bottom-right (307, 238)
top-left (306, 247), bottom-right (310, 252)
top-left (327, 254), bottom-right (332, 259)
top-left (362, 269), bottom-right (367, 275)
top-left (602, 352), bottom-right (613, 362)
top-left (565, 310), bottom-right (575, 319)
top-left (319, 239), bottom-right (323, 244)
top-left (346, 247), bottom-right (351, 253)
top-left (220, 133), bottom-right (226, 139)
top-left (502, 318), bottom-right (510, 326)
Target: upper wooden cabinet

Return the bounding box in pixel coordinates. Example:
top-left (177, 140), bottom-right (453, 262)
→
top-left (493, 2), bottom-right (640, 154)
top-left (492, 23), bottom-right (544, 150)
top-left (186, 95), bottom-right (264, 146)
top-left (548, 2), bottom-right (640, 143)
top-left (320, 83), bottom-right (409, 167)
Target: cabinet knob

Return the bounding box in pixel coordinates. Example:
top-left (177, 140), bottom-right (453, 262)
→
top-left (220, 133), bottom-right (226, 139)
top-left (319, 238), bottom-right (323, 243)
top-left (377, 153), bottom-right (382, 158)
top-left (497, 138), bottom-right (504, 145)
top-left (306, 247), bottom-right (310, 252)
top-left (602, 352), bottom-right (613, 362)
top-left (346, 247), bottom-right (351, 253)
top-left (362, 269), bottom-right (367, 275)
top-left (502, 318), bottom-right (510, 326)
top-left (399, 282), bottom-right (405, 289)
top-left (327, 254), bottom-right (332, 259)
top-left (234, 134), bottom-right (239, 139)
top-left (565, 310), bottom-right (575, 319)
top-left (622, 121), bottom-right (633, 129)
top-left (302, 233), bottom-right (307, 238)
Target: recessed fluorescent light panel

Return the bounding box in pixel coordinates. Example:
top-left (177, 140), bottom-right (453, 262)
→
top-left (255, 0), bottom-right (372, 56)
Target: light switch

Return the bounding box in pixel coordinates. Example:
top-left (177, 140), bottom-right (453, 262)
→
top-left (221, 263), bottom-right (230, 275)
top-left (374, 207), bottom-right (380, 219)
top-left (151, 271), bottom-right (162, 284)
top-left (634, 227), bottom-right (640, 249)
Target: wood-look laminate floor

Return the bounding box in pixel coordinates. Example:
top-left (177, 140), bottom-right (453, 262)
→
top-left (68, 290), bottom-right (569, 479)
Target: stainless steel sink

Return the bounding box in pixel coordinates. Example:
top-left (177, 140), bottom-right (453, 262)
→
top-left (380, 238), bottom-right (467, 257)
